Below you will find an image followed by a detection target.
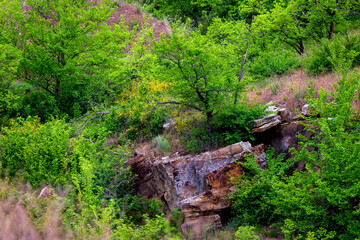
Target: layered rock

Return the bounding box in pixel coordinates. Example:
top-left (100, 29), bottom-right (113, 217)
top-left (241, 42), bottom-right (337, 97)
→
top-left (250, 107), bottom-right (292, 133)
top-left (125, 142), bottom-right (266, 236)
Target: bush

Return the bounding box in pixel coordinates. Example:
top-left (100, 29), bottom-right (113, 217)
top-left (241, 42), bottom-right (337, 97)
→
top-left (212, 100), bottom-right (266, 146)
top-left (173, 100), bottom-right (266, 153)
top-left (173, 110), bottom-right (210, 153)
top-left (304, 33), bottom-right (360, 75)
top-left (235, 226), bottom-right (259, 240)
top-left (0, 117), bottom-right (71, 187)
top-left (230, 152), bottom-right (291, 227)
top-left (153, 135), bottom-right (171, 154)
top-left (113, 214), bottom-right (177, 240)
top-left (248, 46), bottom-right (300, 80)
top-left (16, 90), bottom-right (61, 122)
top-left (231, 66), bottom-right (360, 239)
top-left (113, 78), bottom-right (169, 140)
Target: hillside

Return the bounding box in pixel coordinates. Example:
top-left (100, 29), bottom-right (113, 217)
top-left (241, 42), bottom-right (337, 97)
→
top-left (0, 0), bottom-right (360, 239)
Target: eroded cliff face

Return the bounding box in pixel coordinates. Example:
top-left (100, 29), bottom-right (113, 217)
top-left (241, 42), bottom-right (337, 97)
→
top-left (125, 106), bottom-right (312, 237)
top-left (125, 142), bottom-right (266, 236)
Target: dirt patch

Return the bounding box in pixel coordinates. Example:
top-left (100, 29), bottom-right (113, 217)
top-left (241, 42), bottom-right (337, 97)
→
top-left (91, 0), bottom-right (171, 42)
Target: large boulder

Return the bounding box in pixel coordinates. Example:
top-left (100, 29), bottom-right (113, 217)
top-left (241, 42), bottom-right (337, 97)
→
top-left (125, 142), bottom-right (266, 236)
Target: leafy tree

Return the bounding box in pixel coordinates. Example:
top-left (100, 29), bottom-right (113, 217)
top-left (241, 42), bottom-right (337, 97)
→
top-left (0, 0), bottom-right (22, 125)
top-left (154, 20), bottom-right (257, 136)
top-left (154, 24), bottom-right (233, 138)
top-left (16, 0), bottom-right (132, 116)
top-left (254, 0), bottom-right (353, 55)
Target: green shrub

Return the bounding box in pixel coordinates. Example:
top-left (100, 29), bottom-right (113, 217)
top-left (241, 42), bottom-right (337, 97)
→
top-left (153, 135), bottom-right (171, 154)
top-left (173, 100), bottom-right (266, 153)
top-left (212, 100), bottom-right (266, 146)
top-left (113, 214), bottom-right (180, 240)
top-left (170, 208), bottom-right (184, 233)
top-left (231, 66), bottom-right (360, 239)
top-left (0, 117), bottom-right (71, 187)
top-left (149, 198), bottom-right (164, 217)
top-left (17, 90), bottom-right (61, 122)
top-left (174, 110), bottom-right (210, 153)
top-left (277, 68), bottom-right (360, 239)
top-left (122, 194), bottom-right (150, 225)
top-left (230, 152), bottom-right (290, 227)
top-left (113, 79), bottom-right (169, 140)
top-left (248, 46), bottom-right (300, 80)
top-left (235, 226), bottom-right (259, 240)
top-left (304, 33), bottom-right (360, 75)
top-left (269, 82), bottom-right (280, 95)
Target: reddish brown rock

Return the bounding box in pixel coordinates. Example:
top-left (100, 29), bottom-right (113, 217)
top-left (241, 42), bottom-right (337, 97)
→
top-left (125, 142), bottom-right (266, 236)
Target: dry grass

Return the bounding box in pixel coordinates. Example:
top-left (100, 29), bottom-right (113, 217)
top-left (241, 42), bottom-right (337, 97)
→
top-left (247, 69), bottom-right (355, 113)
top-left (0, 180), bottom-right (70, 240)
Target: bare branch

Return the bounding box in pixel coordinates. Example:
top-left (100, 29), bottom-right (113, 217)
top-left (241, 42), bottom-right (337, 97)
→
top-left (70, 101), bottom-right (110, 137)
top-left (77, 111), bottom-right (110, 137)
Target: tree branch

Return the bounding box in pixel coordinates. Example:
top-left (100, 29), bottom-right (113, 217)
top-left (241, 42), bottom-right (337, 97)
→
top-left (157, 101), bottom-right (203, 112)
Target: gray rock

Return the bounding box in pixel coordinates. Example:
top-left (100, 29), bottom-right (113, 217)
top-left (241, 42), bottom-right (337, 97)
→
top-left (251, 114), bottom-right (282, 133)
top-left (125, 142), bottom-right (266, 237)
top-left (301, 104), bottom-right (314, 116)
top-left (278, 108), bottom-right (292, 122)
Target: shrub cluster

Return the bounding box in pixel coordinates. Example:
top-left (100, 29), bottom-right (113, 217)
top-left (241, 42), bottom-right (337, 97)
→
top-left (230, 69), bottom-right (360, 239)
top-left (304, 33), bottom-right (360, 75)
top-left (248, 46), bottom-right (301, 80)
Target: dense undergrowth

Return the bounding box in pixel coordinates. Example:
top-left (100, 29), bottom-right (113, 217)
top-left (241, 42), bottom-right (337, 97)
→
top-left (1, 0), bottom-right (360, 239)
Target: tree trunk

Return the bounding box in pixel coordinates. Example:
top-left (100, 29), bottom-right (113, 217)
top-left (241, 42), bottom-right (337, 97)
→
top-left (328, 21), bottom-right (334, 41)
top-left (206, 110), bottom-right (213, 148)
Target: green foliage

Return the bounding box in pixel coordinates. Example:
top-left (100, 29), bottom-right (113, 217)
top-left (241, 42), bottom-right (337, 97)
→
top-left (235, 226), bottom-right (259, 240)
top-left (149, 198), bottom-right (164, 217)
top-left (15, 90), bottom-right (61, 122)
top-left (230, 152), bottom-right (292, 227)
top-left (231, 62), bottom-right (360, 239)
top-left (16, 0), bottom-right (132, 116)
top-left (113, 78), bottom-right (170, 140)
top-left (154, 23), bottom-right (234, 119)
top-left (248, 46), bottom-right (300, 80)
top-left (254, 0), bottom-right (352, 55)
top-left (0, 116), bottom-right (135, 238)
top-left (212, 101), bottom-right (266, 146)
top-left (0, 117), bottom-right (71, 187)
top-left (153, 135), bottom-right (171, 154)
top-left (304, 33), bottom-right (360, 75)
top-left (0, 0), bottom-right (22, 126)
top-left (170, 208), bottom-right (184, 233)
top-left (278, 67), bottom-right (360, 239)
top-left (122, 194), bottom-right (150, 224)
top-left (113, 214), bottom-right (179, 240)
top-left (154, 19), bottom-right (262, 150)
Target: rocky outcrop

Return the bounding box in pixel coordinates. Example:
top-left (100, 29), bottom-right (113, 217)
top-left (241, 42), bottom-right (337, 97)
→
top-left (251, 114), bottom-right (282, 133)
top-left (125, 142), bottom-right (266, 236)
top-left (126, 105), bottom-right (313, 236)
top-left (252, 121), bottom-right (313, 162)
top-left (250, 107), bottom-right (292, 133)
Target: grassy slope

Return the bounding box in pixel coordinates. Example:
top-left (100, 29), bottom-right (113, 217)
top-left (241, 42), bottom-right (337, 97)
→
top-left (247, 68), bottom-right (359, 114)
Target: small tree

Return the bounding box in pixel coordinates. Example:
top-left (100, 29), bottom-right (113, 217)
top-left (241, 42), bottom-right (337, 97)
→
top-left (154, 24), bottom-right (233, 139)
top-left (0, 0), bottom-right (22, 125)
top-left (154, 20), bottom-right (258, 147)
top-left (254, 0), bottom-right (352, 55)
top-left (16, 0), bottom-right (132, 115)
